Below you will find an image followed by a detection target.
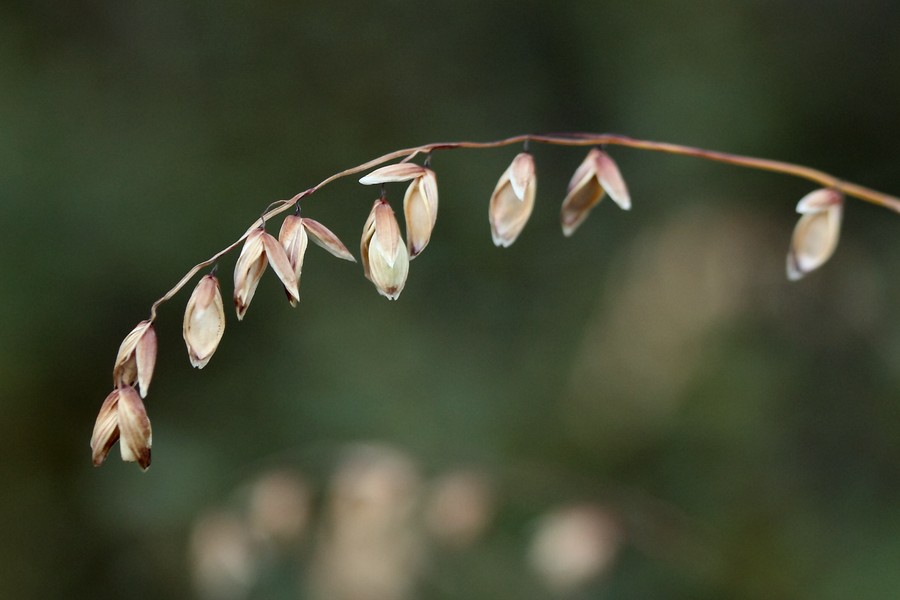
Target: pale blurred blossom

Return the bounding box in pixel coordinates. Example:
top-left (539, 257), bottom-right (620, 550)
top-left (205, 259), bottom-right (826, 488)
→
top-left (424, 470), bottom-right (495, 548)
top-left (190, 511), bottom-right (257, 600)
top-left (528, 504), bottom-right (622, 594)
top-left (247, 470), bottom-right (311, 546)
top-left (311, 444), bottom-right (423, 600)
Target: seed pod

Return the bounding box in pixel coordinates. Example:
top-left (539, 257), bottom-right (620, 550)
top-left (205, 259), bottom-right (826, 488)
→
top-left (361, 199), bottom-right (409, 300)
top-left (787, 189), bottom-right (844, 281)
top-left (489, 152), bottom-right (536, 247)
top-left (112, 320), bottom-right (157, 398)
top-left (560, 149), bottom-right (631, 237)
top-left (183, 274), bottom-right (226, 368)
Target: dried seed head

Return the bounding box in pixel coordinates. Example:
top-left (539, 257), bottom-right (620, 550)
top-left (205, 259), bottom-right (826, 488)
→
top-left (278, 215), bottom-right (309, 307)
top-left (361, 199), bottom-right (409, 300)
top-left (360, 163), bottom-right (439, 259)
top-left (90, 389), bottom-right (120, 467)
top-left (117, 385), bottom-right (152, 471)
top-left (403, 168), bottom-right (438, 259)
top-left (787, 189), bottom-right (844, 281)
top-left (489, 152), bottom-right (536, 247)
top-left (112, 320), bottom-right (157, 398)
top-left (183, 274), bottom-right (226, 369)
top-left (233, 228), bottom-right (300, 319)
top-left (301, 218), bottom-right (356, 262)
top-left (90, 385), bottom-right (152, 470)
top-left (561, 149), bottom-right (631, 237)
top-left (261, 231), bottom-right (300, 306)
top-left (233, 229), bottom-right (268, 320)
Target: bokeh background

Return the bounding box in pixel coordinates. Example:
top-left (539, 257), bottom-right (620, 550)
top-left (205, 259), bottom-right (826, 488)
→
top-left (3, 1), bottom-right (900, 598)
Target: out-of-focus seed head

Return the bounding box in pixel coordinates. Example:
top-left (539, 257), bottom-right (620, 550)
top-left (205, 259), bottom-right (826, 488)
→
top-left (424, 470), bottom-right (495, 549)
top-left (112, 320), bottom-right (157, 398)
top-left (404, 168), bottom-right (438, 259)
top-left (247, 470), bottom-right (312, 545)
top-left (116, 385), bottom-right (152, 471)
top-left (787, 189), bottom-right (844, 281)
top-left (190, 511), bottom-right (257, 598)
top-left (183, 274), bottom-right (226, 369)
top-left (489, 152), bottom-right (536, 247)
top-left (528, 504), bottom-right (622, 594)
top-left (561, 149), bottom-right (631, 237)
top-left (90, 389), bottom-right (120, 467)
top-left (361, 199), bottom-right (409, 300)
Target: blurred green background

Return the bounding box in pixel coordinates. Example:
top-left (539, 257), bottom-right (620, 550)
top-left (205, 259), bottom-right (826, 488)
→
top-left (3, 1), bottom-right (900, 598)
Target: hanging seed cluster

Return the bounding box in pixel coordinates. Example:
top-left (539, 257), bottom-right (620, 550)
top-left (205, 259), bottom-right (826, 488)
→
top-left (90, 134), bottom-right (895, 470)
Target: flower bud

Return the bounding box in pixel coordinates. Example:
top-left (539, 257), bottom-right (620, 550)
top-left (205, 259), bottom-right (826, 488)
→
top-left (560, 148), bottom-right (631, 237)
top-left (233, 228), bottom-right (299, 319)
top-left (489, 152), bottom-right (536, 247)
top-left (183, 274), bottom-right (226, 368)
top-left (787, 188), bottom-right (843, 280)
top-left (361, 199), bottom-right (409, 300)
top-left (112, 320), bottom-right (157, 398)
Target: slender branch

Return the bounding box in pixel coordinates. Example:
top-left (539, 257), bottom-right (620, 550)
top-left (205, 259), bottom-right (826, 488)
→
top-left (148, 132), bottom-right (900, 321)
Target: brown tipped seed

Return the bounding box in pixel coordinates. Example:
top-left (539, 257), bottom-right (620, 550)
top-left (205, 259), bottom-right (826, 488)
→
top-left (301, 218), bottom-right (356, 262)
top-left (489, 152), bottom-right (536, 247)
top-left (90, 389), bottom-right (120, 467)
top-left (233, 228), bottom-right (300, 319)
top-left (112, 320), bottom-right (157, 398)
top-left (233, 229), bottom-right (268, 320)
top-left (277, 215), bottom-right (356, 304)
top-left (361, 199), bottom-right (409, 300)
top-left (561, 149), bottom-right (631, 237)
top-left (117, 385), bottom-right (152, 471)
top-left (261, 232), bottom-right (300, 305)
top-left (183, 274), bottom-right (226, 368)
top-left (278, 215), bottom-right (309, 307)
top-left (787, 189), bottom-right (844, 281)
top-left (403, 168), bottom-right (438, 258)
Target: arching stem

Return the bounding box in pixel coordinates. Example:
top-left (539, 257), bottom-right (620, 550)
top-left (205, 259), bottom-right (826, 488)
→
top-left (148, 132), bottom-right (900, 322)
